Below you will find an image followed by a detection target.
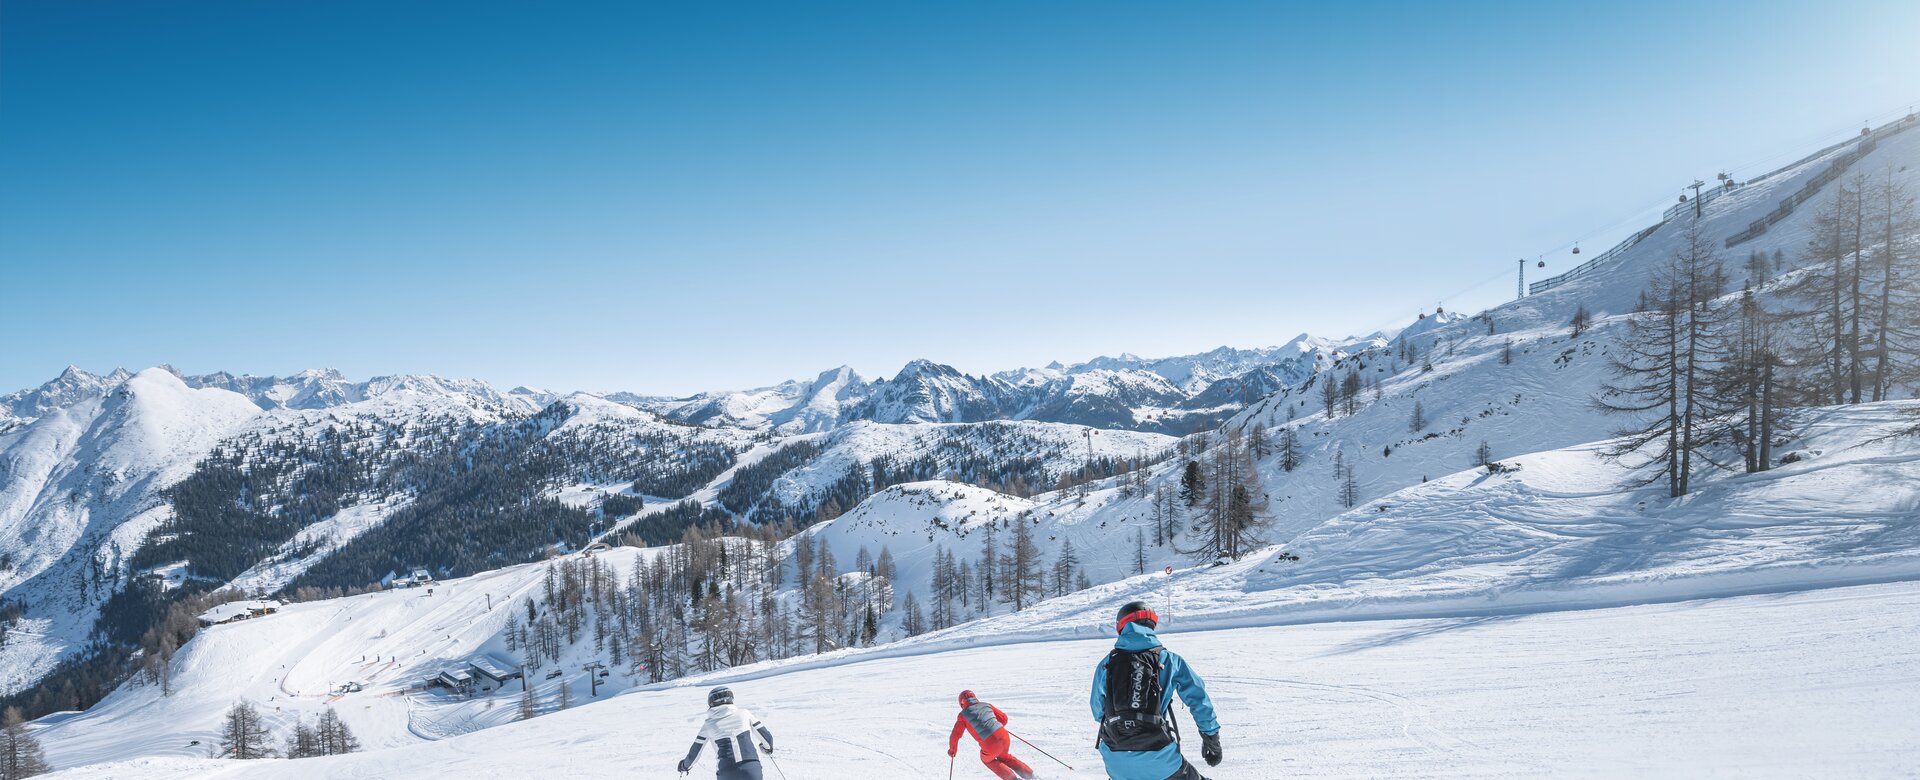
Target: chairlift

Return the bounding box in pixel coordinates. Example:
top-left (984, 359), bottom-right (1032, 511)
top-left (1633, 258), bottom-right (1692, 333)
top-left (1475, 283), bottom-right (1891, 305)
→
top-left (1537, 260), bottom-right (1546, 268)
top-left (1571, 244), bottom-right (1581, 255)
top-left (1679, 193), bottom-right (1689, 203)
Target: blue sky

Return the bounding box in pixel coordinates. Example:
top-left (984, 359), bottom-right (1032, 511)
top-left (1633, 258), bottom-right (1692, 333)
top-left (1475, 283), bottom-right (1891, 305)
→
top-left (3, 1), bottom-right (1916, 396)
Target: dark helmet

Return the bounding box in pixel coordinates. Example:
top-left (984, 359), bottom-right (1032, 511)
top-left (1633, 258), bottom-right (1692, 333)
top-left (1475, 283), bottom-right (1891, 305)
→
top-left (1115, 600), bottom-right (1158, 633)
top-left (958, 689), bottom-right (978, 707)
top-left (707, 686), bottom-right (734, 708)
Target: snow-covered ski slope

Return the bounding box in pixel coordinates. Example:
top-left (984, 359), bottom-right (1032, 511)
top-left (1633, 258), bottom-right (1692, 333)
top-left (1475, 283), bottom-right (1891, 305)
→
top-left (46, 580), bottom-right (1920, 779)
top-left (34, 547), bottom-right (660, 768)
top-left (33, 401), bottom-right (1920, 776)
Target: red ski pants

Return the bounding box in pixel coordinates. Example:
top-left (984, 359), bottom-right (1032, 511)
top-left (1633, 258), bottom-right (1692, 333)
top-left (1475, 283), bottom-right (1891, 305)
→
top-left (976, 731), bottom-right (1033, 780)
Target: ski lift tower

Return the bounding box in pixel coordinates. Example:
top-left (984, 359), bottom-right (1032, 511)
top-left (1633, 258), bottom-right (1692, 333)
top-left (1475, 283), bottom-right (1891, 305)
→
top-left (1690, 180), bottom-right (1706, 219)
top-left (1517, 258), bottom-right (1527, 300)
top-left (583, 661), bottom-right (606, 697)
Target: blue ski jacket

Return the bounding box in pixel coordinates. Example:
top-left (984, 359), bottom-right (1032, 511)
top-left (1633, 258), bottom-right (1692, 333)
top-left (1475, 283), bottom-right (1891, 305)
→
top-left (1089, 622), bottom-right (1219, 779)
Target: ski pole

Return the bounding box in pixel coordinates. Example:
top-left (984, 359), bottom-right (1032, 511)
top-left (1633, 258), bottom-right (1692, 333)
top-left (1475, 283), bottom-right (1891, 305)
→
top-left (1008, 731), bottom-right (1075, 771)
top-left (766, 751), bottom-right (791, 780)
top-left (949, 754), bottom-right (956, 780)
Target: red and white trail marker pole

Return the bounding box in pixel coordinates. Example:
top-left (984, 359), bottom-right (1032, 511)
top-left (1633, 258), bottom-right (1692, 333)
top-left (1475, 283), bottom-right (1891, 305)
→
top-left (1162, 566), bottom-right (1174, 629)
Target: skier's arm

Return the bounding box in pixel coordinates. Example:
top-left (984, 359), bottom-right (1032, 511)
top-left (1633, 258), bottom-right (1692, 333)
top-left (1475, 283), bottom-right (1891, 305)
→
top-left (992, 704), bottom-right (1008, 726)
top-left (949, 716), bottom-right (966, 754)
top-left (1166, 651), bottom-right (1221, 735)
top-left (1089, 659), bottom-right (1108, 721)
top-left (678, 734), bottom-right (707, 772)
top-left (752, 719), bottom-right (774, 751)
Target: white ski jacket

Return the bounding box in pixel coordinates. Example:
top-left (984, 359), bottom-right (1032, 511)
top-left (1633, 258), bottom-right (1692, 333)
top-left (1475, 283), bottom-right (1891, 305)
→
top-left (683, 704), bottom-right (774, 770)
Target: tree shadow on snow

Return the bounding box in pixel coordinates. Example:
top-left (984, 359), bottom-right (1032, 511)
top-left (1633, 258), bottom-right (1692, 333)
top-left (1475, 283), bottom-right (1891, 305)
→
top-left (1311, 615), bottom-right (1524, 659)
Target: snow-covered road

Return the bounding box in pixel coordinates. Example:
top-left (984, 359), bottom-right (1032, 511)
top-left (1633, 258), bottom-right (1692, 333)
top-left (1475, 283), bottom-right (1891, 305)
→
top-left (49, 579), bottom-right (1920, 778)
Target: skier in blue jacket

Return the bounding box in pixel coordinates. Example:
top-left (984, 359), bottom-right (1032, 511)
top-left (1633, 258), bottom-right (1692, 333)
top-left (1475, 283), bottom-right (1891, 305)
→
top-left (1089, 601), bottom-right (1222, 780)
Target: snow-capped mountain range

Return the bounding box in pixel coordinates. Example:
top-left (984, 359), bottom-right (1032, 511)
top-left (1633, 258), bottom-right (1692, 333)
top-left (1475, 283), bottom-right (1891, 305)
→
top-left (616, 334), bottom-right (1354, 435)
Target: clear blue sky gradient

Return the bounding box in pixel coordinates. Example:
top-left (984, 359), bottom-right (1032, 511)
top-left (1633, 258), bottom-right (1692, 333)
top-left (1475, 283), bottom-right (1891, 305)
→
top-left (3, 1), bottom-right (1916, 396)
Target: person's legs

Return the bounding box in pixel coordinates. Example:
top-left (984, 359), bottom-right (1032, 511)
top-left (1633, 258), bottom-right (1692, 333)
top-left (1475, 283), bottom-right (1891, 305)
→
top-left (716, 761), bottom-right (764, 780)
top-left (979, 733), bottom-right (1022, 780)
top-left (998, 751), bottom-right (1035, 778)
top-left (977, 754), bottom-right (1020, 780)
top-left (1161, 758), bottom-right (1208, 780)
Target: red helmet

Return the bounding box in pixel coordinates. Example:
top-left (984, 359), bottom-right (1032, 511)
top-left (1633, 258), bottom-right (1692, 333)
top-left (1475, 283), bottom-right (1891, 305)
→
top-left (959, 690), bottom-right (978, 707)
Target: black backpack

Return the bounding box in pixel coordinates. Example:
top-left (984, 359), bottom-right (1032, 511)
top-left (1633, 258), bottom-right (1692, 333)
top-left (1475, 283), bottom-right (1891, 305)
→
top-left (1099, 647), bottom-right (1176, 752)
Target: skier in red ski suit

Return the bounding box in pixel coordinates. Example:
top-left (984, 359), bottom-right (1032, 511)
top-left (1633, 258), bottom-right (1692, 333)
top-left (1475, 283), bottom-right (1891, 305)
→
top-left (948, 690), bottom-right (1036, 780)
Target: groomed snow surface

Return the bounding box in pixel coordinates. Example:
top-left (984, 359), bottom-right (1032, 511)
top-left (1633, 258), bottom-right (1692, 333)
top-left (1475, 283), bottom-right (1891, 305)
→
top-left (45, 581), bottom-right (1920, 779)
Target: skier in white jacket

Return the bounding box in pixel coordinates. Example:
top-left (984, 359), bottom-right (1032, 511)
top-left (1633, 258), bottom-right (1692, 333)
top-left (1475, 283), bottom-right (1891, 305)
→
top-left (678, 687), bottom-right (776, 779)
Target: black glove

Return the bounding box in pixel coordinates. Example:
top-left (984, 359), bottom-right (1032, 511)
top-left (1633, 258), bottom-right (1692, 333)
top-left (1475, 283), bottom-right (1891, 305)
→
top-left (1201, 731), bottom-right (1223, 766)
top-left (677, 758), bottom-right (692, 774)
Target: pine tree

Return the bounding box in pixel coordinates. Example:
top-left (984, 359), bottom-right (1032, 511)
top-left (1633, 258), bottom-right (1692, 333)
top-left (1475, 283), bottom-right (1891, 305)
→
top-left (1248, 422), bottom-right (1270, 459)
top-left (1340, 369), bottom-right (1362, 416)
top-left (792, 535), bottom-right (814, 586)
top-left (1866, 170), bottom-right (1918, 401)
top-left (518, 681), bottom-right (538, 720)
top-left (1004, 521), bottom-right (1043, 610)
top-left (1596, 220), bottom-right (1731, 497)
top-left (284, 718), bottom-right (319, 759)
top-left (1320, 375), bottom-right (1340, 418)
top-left (902, 592), bottom-right (926, 636)
top-left (929, 546), bottom-right (955, 630)
top-left (1178, 461), bottom-right (1204, 507)
top-left (1713, 288), bottom-right (1787, 473)
top-left (1501, 339), bottom-right (1514, 365)
top-left (978, 524), bottom-right (999, 602)
top-left (557, 681), bottom-right (573, 711)
top-left (219, 700), bottom-right (275, 759)
top-left (1475, 440), bottom-right (1494, 468)
top-left (1783, 176), bottom-right (1867, 405)
top-left (1179, 430), bottom-right (1269, 562)
top-left (1132, 530), bottom-right (1148, 575)
top-left (1571, 304), bottom-right (1591, 339)
top-left (0, 707), bottom-right (51, 778)
top-left (1051, 539), bottom-right (1079, 598)
top-left (1409, 400), bottom-right (1426, 433)
top-left (1278, 427), bottom-right (1300, 472)
top-left (1745, 249), bottom-right (1771, 288)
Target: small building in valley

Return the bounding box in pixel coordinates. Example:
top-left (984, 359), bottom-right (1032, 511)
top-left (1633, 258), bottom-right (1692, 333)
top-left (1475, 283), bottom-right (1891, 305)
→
top-left (197, 600), bottom-right (283, 627)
